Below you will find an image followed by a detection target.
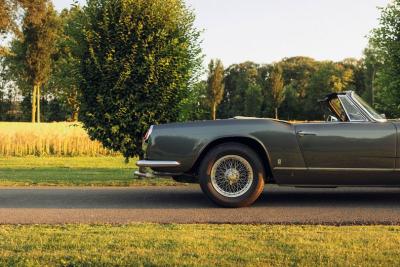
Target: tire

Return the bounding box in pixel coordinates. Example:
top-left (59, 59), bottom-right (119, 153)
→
top-left (198, 142), bottom-right (265, 207)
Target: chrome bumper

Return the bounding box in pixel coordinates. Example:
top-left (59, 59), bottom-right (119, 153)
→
top-left (136, 160), bottom-right (181, 168)
top-left (135, 160), bottom-right (181, 178)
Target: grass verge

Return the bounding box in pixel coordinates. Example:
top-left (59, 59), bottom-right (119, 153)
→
top-left (0, 157), bottom-right (178, 186)
top-left (0, 224), bottom-right (399, 266)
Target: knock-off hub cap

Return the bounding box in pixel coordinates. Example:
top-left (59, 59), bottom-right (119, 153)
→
top-left (225, 169), bottom-right (240, 185)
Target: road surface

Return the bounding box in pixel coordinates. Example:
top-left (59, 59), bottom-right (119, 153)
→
top-left (0, 186), bottom-right (399, 224)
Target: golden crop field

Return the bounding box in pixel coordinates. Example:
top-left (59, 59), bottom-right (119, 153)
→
top-left (0, 122), bottom-right (117, 157)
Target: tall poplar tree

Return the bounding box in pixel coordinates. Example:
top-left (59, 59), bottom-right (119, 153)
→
top-left (270, 65), bottom-right (285, 120)
top-left (19, 0), bottom-right (59, 123)
top-left (206, 59), bottom-right (224, 120)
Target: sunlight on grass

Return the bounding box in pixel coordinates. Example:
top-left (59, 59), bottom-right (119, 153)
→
top-left (0, 157), bottom-right (178, 186)
top-left (0, 224), bottom-right (399, 266)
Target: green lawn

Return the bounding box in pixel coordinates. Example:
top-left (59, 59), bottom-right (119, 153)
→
top-left (0, 157), bottom-right (178, 186)
top-left (0, 224), bottom-right (399, 266)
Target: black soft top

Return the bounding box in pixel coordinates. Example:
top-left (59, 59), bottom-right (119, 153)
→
top-left (318, 91), bottom-right (351, 103)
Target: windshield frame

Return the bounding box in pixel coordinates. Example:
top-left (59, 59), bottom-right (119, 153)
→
top-left (350, 92), bottom-right (387, 122)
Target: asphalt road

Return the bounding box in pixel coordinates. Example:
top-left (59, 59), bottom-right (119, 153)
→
top-left (0, 186), bottom-right (399, 225)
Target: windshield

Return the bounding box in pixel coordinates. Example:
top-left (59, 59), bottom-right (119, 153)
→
top-left (351, 92), bottom-right (386, 122)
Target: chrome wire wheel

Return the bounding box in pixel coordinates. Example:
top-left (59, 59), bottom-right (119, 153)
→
top-left (210, 155), bottom-right (254, 198)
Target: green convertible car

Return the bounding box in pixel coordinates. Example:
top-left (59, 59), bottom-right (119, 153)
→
top-left (135, 91), bottom-right (400, 207)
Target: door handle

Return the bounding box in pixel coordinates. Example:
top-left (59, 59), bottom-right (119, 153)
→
top-left (297, 131), bottom-right (317, 137)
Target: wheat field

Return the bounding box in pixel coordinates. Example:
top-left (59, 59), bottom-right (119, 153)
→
top-left (0, 122), bottom-right (117, 157)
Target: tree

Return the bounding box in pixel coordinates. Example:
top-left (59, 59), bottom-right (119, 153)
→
top-left (362, 46), bottom-right (382, 105)
top-left (12, 0), bottom-right (60, 123)
top-left (0, 0), bottom-right (24, 55)
top-left (370, 0), bottom-right (400, 118)
top-left (219, 62), bottom-right (263, 118)
top-left (80, 0), bottom-right (202, 159)
top-left (244, 82), bottom-right (262, 117)
top-left (206, 59), bottom-right (224, 120)
top-left (269, 65), bottom-right (285, 119)
top-left (49, 5), bottom-right (85, 121)
top-left (179, 80), bottom-right (209, 122)
top-left (0, 0), bottom-right (15, 36)
top-left (277, 57), bottom-right (318, 120)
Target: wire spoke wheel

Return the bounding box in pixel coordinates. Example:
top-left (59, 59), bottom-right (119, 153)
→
top-left (210, 155), bottom-right (254, 198)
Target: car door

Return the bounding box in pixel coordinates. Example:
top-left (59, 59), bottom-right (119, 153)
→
top-left (294, 95), bottom-right (397, 186)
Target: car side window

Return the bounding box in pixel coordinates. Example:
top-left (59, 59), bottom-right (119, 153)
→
top-left (338, 95), bottom-right (367, 122)
top-left (329, 98), bottom-right (348, 122)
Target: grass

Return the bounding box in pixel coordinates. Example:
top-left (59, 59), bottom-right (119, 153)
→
top-left (0, 224), bottom-right (399, 266)
top-left (0, 122), bottom-right (116, 156)
top-left (0, 156), bottom-right (178, 186)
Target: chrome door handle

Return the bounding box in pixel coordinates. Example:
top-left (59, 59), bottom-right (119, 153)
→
top-left (297, 131), bottom-right (317, 137)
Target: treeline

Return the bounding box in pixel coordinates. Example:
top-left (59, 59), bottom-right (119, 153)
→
top-left (183, 56), bottom-right (375, 121)
top-left (0, 55), bottom-right (374, 122)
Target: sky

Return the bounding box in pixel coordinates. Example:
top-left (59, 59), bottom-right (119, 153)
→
top-left (54, 0), bottom-right (391, 67)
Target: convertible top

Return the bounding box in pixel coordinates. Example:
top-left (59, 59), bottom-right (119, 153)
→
top-left (318, 91), bottom-right (348, 103)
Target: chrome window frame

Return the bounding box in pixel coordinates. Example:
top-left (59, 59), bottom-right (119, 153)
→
top-left (337, 94), bottom-right (368, 122)
top-left (349, 91), bottom-right (387, 123)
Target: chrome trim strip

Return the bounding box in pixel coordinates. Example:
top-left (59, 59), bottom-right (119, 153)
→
top-left (309, 168), bottom-right (394, 172)
top-left (136, 160), bottom-right (181, 168)
top-left (274, 167), bottom-right (307, 171)
top-left (275, 167), bottom-right (396, 172)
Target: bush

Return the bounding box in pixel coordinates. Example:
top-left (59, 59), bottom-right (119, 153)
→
top-left (80, 0), bottom-right (202, 159)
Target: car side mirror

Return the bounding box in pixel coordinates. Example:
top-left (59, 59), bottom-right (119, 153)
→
top-left (327, 115), bottom-right (339, 122)
top-left (381, 114), bottom-right (387, 119)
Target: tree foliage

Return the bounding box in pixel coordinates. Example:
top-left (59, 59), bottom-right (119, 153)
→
top-left (80, 0), bottom-right (202, 159)
top-left (49, 5), bottom-right (85, 121)
top-left (370, 0), bottom-right (400, 118)
top-left (179, 80), bottom-right (209, 122)
top-left (216, 57), bottom-right (367, 121)
top-left (219, 62), bottom-right (266, 118)
top-left (0, 0), bottom-right (16, 36)
top-left (269, 64), bottom-right (285, 119)
top-left (206, 59), bottom-right (224, 120)
top-left (7, 0), bottom-right (60, 123)
top-left (0, 0), bottom-right (27, 55)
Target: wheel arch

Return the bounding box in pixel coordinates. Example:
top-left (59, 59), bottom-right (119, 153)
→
top-left (190, 136), bottom-right (275, 183)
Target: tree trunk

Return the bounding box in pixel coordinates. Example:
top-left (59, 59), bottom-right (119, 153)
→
top-left (211, 103), bottom-right (217, 120)
top-left (31, 85), bottom-right (37, 123)
top-left (72, 110), bottom-right (79, 122)
top-left (275, 107), bottom-right (278, 120)
top-left (37, 83), bottom-right (41, 123)
top-left (68, 89), bottom-right (80, 122)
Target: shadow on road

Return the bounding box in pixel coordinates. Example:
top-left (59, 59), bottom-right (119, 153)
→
top-left (0, 186), bottom-right (399, 209)
top-left (256, 187), bottom-right (400, 208)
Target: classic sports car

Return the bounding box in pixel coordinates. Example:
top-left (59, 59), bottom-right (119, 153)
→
top-left (136, 91), bottom-right (399, 207)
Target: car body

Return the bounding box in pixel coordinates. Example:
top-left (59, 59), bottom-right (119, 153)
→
top-left (136, 91), bottom-right (400, 207)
